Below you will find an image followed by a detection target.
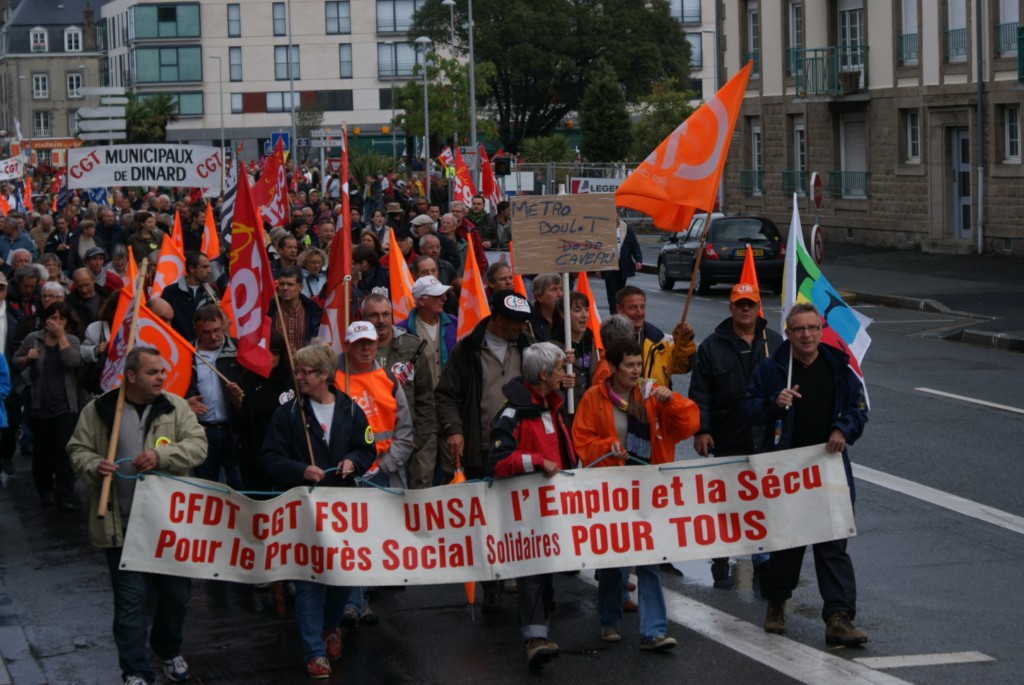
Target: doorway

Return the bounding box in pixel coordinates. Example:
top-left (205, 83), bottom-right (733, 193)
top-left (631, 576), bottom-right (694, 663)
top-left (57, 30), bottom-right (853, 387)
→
top-left (950, 127), bottom-right (971, 240)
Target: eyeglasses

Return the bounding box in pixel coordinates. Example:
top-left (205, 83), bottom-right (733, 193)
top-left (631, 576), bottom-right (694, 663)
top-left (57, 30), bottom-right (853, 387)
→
top-left (788, 325), bottom-right (822, 334)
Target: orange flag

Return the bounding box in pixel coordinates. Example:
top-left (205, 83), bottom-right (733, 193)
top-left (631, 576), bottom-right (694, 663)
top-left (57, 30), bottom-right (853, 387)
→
top-left (23, 175), bottom-right (33, 212)
top-left (507, 241), bottom-right (528, 297)
top-left (202, 203), bottom-right (220, 260)
top-left (150, 230), bottom-right (187, 297)
top-left (220, 288), bottom-right (237, 337)
top-left (387, 228), bottom-right (415, 321)
top-left (135, 302), bottom-right (195, 396)
top-left (0, 194), bottom-right (9, 216)
top-left (738, 242), bottom-right (764, 318)
top-left (171, 210), bottom-right (185, 253)
top-left (457, 232), bottom-right (490, 340)
top-left (125, 246), bottom-right (138, 297)
top-left (615, 61), bottom-right (752, 231)
top-left (449, 465), bottom-right (475, 605)
top-left (573, 271), bottom-right (604, 352)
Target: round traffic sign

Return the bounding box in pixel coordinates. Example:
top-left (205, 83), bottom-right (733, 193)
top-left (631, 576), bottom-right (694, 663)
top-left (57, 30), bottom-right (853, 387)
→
top-left (810, 224), bottom-right (825, 265)
top-left (810, 172), bottom-right (823, 209)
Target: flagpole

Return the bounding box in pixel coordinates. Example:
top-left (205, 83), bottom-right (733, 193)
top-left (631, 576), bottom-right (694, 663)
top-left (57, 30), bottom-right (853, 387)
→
top-left (342, 275), bottom-right (352, 396)
top-left (679, 214), bottom-right (716, 326)
top-left (193, 348), bottom-right (233, 386)
top-left (97, 260), bottom-right (149, 519)
top-left (562, 272), bottom-right (574, 414)
top-left (273, 290), bottom-right (317, 467)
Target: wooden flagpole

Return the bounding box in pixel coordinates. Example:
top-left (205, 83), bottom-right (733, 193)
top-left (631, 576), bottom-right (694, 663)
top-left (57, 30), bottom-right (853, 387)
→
top-left (679, 214), bottom-right (717, 326)
top-left (273, 290), bottom-right (317, 466)
top-left (97, 260), bottom-right (149, 518)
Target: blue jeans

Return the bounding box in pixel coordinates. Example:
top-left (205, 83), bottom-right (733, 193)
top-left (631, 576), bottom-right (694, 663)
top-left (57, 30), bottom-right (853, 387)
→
top-left (517, 574), bottom-right (554, 641)
top-left (193, 424), bottom-right (242, 490)
top-left (105, 546), bottom-right (191, 684)
top-left (293, 581), bottom-right (351, 660)
top-left (598, 565), bottom-right (667, 640)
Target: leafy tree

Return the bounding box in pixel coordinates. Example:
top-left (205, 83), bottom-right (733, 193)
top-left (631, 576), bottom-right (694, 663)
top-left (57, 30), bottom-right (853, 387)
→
top-left (392, 52), bottom-right (497, 153)
top-left (410, 0), bottom-right (690, 152)
top-left (348, 148), bottom-right (401, 188)
top-left (125, 93), bottom-right (178, 143)
top-left (294, 100), bottom-right (325, 162)
top-left (520, 135), bottom-right (574, 163)
top-left (630, 80), bottom-right (697, 161)
top-left (579, 59), bottom-right (631, 162)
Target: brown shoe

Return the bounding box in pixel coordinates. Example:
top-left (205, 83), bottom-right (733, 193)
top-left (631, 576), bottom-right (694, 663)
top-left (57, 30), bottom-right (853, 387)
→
top-left (764, 600), bottom-right (786, 634)
top-left (825, 611), bottom-right (868, 646)
top-left (525, 638), bottom-right (559, 670)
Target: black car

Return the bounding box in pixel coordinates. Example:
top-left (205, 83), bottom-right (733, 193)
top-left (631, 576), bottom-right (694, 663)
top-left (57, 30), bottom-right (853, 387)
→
top-left (657, 214), bottom-right (785, 294)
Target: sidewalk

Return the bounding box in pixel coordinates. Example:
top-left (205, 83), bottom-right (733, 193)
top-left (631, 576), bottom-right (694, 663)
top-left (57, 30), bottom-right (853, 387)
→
top-left (639, 238), bottom-right (1024, 351)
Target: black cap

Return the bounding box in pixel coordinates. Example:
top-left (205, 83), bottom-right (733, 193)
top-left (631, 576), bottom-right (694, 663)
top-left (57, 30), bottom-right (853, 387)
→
top-left (490, 290), bottom-right (532, 322)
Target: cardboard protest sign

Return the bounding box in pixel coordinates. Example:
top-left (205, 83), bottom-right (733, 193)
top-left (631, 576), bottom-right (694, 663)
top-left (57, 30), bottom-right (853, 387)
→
top-left (66, 145), bottom-right (223, 189)
top-left (510, 194), bottom-right (618, 274)
top-left (122, 445), bottom-right (855, 585)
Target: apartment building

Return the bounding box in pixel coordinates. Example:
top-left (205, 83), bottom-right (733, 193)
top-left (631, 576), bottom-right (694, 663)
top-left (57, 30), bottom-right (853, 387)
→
top-left (99, 0), bottom-right (424, 158)
top-left (0, 0), bottom-right (103, 163)
top-left (718, 0), bottom-right (1023, 255)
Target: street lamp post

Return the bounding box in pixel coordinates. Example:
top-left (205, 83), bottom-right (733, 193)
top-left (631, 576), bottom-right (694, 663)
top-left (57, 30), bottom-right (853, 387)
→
top-left (415, 37), bottom-right (432, 202)
top-left (384, 41), bottom-right (396, 158)
top-left (208, 54), bottom-right (226, 190)
top-left (467, 0), bottom-right (478, 186)
top-left (441, 0), bottom-right (457, 148)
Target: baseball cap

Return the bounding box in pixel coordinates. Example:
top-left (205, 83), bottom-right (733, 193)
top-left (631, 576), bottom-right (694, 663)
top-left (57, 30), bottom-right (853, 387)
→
top-left (0, 272), bottom-right (7, 287)
top-left (412, 275), bottom-right (451, 300)
top-left (85, 246), bottom-right (107, 259)
top-left (490, 290), bottom-right (533, 322)
top-left (730, 282), bottom-right (760, 303)
top-left (345, 321), bottom-right (378, 343)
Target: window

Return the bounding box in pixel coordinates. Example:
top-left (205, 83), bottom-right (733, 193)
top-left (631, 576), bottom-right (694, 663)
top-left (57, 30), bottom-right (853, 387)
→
top-left (64, 27), bottom-right (82, 52)
top-left (1005, 105), bottom-right (1021, 162)
top-left (838, 0), bottom-right (864, 71)
top-left (231, 93), bottom-right (243, 113)
top-left (326, 1), bottom-right (351, 35)
top-left (751, 120), bottom-right (762, 183)
top-left (905, 110), bottom-right (920, 162)
top-left (229, 47), bottom-right (242, 82)
top-left (339, 44), bottom-right (353, 78)
top-left (30, 28), bottom-right (48, 52)
top-left (378, 42), bottom-right (418, 77)
top-left (68, 110), bottom-right (79, 136)
top-left (836, 113), bottom-right (868, 198)
top-left (34, 111), bottom-right (51, 137)
top-left (314, 90), bottom-right (353, 112)
top-left (133, 4), bottom-right (201, 39)
top-left (265, 91), bottom-right (296, 113)
top-left (787, 1), bottom-right (803, 74)
top-left (668, 0), bottom-right (700, 23)
top-left (946, 0), bottom-right (968, 62)
top-left (273, 3), bottom-right (286, 36)
top-left (380, 88), bottom-right (393, 110)
top-left (376, 0), bottom-right (424, 33)
top-left (274, 45), bottom-right (300, 80)
top-left (685, 33), bottom-right (702, 68)
top-left (32, 74), bottom-right (49, 99)
top-left (227, 4), bottom-right (241, 37)
top-left (899, 0), bottom-right (919, 65)
top-left (140, 92), bottom-right (202, 117)
top-left (794, 115), bottom-right (806, 173)
top-left (997, 0), bottom-right (1019, 55)
top-left (135, 47), bottom-right (203, 83)
top-left (746, 3), bottom-right (760, 77)
top-left (67, 73), bottom-right (83, 98)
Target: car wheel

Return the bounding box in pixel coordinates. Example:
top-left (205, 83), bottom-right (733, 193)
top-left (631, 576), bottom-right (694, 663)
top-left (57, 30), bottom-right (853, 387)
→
top-left (771, 279), bottom-right (784, 294)
top-left (693, 265), bottom-right (711, 295)
top-left (657, 260), bottom-right (675, 290)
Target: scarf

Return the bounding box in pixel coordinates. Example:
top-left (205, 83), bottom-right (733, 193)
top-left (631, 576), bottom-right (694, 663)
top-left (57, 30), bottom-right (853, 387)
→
top-left (605, 379), bottom-right (651, 462)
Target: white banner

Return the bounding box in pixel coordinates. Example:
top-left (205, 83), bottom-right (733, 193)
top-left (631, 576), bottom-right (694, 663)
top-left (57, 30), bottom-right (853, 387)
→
top-left (0, 156), bottom-right (23, 182)
top-left (66, 145), bottom-right (224, 189)
top-left (122, 446), bottom-right (855, 585)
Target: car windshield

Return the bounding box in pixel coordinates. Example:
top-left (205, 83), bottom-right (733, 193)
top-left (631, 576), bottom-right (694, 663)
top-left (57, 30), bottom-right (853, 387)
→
top-left (712, 219), bottom-right (779, 243)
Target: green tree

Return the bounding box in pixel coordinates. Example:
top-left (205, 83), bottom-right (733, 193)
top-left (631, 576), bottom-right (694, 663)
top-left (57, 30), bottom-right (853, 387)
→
top-left (520, 135), bottom-right (574, 163)
top-left (410, 0), bottom-right (690, 152)
top-left (630, 80), bottom-right (697, 161)
top-left (579, 59), bottom-right (632, 162)
top-left (294, 100), bottom-right (325, 162)
top-left (125, 93), bottom-right (178, 143)
top-left (392, 52), bottom-right (497, 153)
top-left (348, 148), bottom-right (401, 189)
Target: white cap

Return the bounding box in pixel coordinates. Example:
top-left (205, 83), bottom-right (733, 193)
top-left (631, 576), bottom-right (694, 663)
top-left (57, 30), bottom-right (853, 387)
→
top-left (345, 321), bottom-right (378, 343)
top-left (412, 275), bottom-right (451, 300)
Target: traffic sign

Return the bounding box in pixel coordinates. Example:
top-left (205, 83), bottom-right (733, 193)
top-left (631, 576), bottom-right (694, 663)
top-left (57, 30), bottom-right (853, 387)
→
top-left (78, 106), bottom-right (126, 119)
top-left (99, 96), bottom-right (129, 106)
top-left (263, 140), bottom-right (272, 156)
top-left (311, 128), bottom-right (344, 138)
top-left (810, 171), bottom-right (823, 209)
top-left (78, 132), bottom-right (127, 141)
top-left (309, 139), bottom-right (340, 148)
top-left (80, 86), bottom-right (127, 97)
top-left (76, 119), bottom-right (127, 132)
top-left (810, 224), bottom-right (825, 265)
top-left (270, 132), bottom-right (290, 151)
top-left (296, 138), bottom-right (311, 147)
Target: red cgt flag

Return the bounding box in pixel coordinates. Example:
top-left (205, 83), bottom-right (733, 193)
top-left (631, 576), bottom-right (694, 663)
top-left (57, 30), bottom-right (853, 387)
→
top-left (452, 146), bottom-right (478, 207)
top-left (479, 144), bottom-right (501, 210)
top-left (318, 128), bottom-right (352, 353)
top-left (229, 162), bottom-right (275, 377)
top-left (252, 138), bottom-right (290, 229)
top-left (615, 61), bottom-right (752, 231)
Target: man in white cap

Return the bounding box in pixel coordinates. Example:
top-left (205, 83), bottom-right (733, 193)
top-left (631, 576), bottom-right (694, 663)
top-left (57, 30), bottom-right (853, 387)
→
top-left (396, 276), bottom-right (457, 395)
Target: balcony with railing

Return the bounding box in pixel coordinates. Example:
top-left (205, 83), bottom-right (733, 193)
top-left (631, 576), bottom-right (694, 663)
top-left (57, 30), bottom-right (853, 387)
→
top-left (945, 28), bottom-right (968, 61)
top-left (781, 169), bottom-right (807, 195)
top-left (743, 50), bottom-right (760, 77)
top-left (997, 22), bottom-right (1019, 55)
top-left (898, 33), bottom-right (918, 65)
top-left (739, 169), bottom-right (764, 194)
top-left (792, 45), bottom-right (868, 97)
top-left (828, 171), bottom-right (869, 199)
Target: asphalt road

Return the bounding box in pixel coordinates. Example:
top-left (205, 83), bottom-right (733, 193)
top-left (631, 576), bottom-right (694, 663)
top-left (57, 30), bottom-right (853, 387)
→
top-left (1, 270), bottom-right (1022, 684)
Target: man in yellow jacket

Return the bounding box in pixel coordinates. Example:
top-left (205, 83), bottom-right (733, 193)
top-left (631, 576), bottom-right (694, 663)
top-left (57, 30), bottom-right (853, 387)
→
top-left (614, 285), bottom-right (695, 389)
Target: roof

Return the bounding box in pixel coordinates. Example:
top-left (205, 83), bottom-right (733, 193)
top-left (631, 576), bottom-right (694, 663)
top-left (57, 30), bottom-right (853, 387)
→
top-left (3, 0), bottom-right (104, 54)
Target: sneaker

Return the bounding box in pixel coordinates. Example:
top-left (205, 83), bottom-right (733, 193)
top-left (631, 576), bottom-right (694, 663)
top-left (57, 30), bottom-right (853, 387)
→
top-left (640, 635), bottom-right (677, 651)
top-left (482, 589), bottom-right (501, 614)
top-left (525, 638), bottom-right (559, 670)
top-left (359, 601), bottom-right (378, 625)
top-left (659, 562), bottom-right (684, 577)
top-left (124, 676), bottom-right (149, 685)
top-left (711, 558), bottom-right (734, 589)
top-left (341, 606), bottom-right (360, 628)
top-left (307, 656), bottom-right (331, 679)
top-left (162, 655), bottom-right (189, 682)
top-left (764, 600), bottom-right (786, 634)
top-left (621, 598), bottom-right (638, 612)
top-left (323, 628), bottom-right (342, 660)
top-left (600, 626), bottom-right (621, 643)
top-left (825, 611), bottom-right (868, 646)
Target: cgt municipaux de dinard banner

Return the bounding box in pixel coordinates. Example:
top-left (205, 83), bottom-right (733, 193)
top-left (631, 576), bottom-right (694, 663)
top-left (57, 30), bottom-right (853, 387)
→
top-left (121, 444), bottom-right (855, 585)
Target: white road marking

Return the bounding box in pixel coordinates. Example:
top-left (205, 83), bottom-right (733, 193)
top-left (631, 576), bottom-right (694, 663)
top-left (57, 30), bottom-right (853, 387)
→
top-left (854, 651), bottom-right (995, 669)
top-left (915, 387), bottom-right (1024, 416)
top-left (581, 576), bottom-right (913, 685)
top-left (853, 464), bottom-right (1024, 536)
